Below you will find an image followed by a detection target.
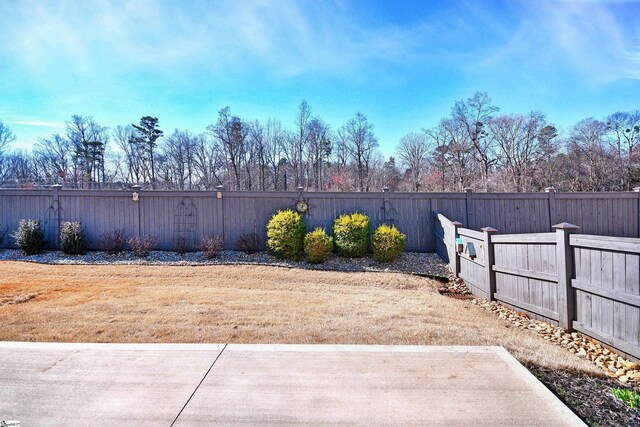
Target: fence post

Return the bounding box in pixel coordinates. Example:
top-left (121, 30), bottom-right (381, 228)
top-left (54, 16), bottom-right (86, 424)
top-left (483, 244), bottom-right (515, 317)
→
top-left (634, 187), bottom-right (640, 238)
top-left (50, 184), bottom-right (62, 250)
top-left (545, 187), bottom-right (557, 229)
top-left (554, 222), bottom-right (580, 330)
top-left (464, 188), bottom-right (474, 229)
top-left (482, 227), bottom-right (498, 301)
top-left (216, 185), bottom-right (226, 248)
top-left (452, 220), bottom-right (463, 277)
top-left (131, 185), bottom-right (142, 238)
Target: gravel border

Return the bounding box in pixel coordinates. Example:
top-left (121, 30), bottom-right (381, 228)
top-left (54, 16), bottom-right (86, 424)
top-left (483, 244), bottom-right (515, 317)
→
top-left (0, 249), bottom-right (449, 279)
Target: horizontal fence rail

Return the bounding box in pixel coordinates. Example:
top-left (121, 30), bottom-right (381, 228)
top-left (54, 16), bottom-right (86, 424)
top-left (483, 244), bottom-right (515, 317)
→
top-left (434, 211), bottom-right (640, 363)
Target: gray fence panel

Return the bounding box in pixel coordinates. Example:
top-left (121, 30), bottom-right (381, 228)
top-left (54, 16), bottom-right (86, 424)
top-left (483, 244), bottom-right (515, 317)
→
top-left (0, 191), bottom-right (54, 249)
top-left (60, 192), bottom-right (138, 249)
top-left (555, 193), bottom-right (639, 237)
top-left (571, 235), bottom-right (640, 360)
top-left (493, 238), bottom-right (560, 324)
top-left (472, 193), bottom-right (551, 234)
top-left (457, 228), bottom-right (487, 299)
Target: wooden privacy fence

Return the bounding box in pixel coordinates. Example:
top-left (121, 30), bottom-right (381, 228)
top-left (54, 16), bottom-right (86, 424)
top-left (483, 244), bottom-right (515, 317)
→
top-left (434, 212), bottom-right (640, 362)
top-left (3, 186), bottom-right (640, 252)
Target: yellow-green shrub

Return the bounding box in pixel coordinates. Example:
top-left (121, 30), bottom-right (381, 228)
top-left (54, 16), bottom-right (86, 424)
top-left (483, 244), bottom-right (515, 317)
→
top-left (372, 224), bottom-right (406, 262)
top-left (333, 212), bottom-right (370, 258)
top-left (266, 209), bottom-right (305, 260)
top-left (304, 228), bottom-right (333, 263)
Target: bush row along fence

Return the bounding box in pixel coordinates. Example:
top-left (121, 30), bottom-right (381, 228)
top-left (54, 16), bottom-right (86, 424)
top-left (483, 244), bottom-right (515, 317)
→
top-left (434, 211), bottom-right (640, 362)
top-left (1, 186), bottom-right (640, 252)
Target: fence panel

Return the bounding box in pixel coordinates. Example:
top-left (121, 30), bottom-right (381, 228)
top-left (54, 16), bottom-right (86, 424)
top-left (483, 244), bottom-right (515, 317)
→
top-left (471, 193), bottom-right (551, 233)
top-left (0, 191), bottom-right (54, 249)
top-left (60, 191), bottom-right (138, 249)
top-left (492, 233), bottom-right (560, 324)
top-left (571, 235), bottom-right (640, 360)
top-left (555, 193), bottom-right (639, 238)
top-left (457, 228), bottom-right (488, 299)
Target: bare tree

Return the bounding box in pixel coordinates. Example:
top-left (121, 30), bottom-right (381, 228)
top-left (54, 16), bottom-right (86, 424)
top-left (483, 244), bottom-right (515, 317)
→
top-left (306, 117), bottom-right (332, 190)
top-left (452, 92), bottom-right (499, 191)
top-left (396, 132), bottom-right (431, 191)
top-left (440, 117), bottom-right (474, 191)
top-left (295, 100), bottom-right (311, 188)
top-left (338, 113), bottom-right (379, 191)
top-left (566, 118), bottom-right (617, 191)
top-left (0, 121), bottom-right (16, 154)
top-left (606, 111), bottom-right (640, 190)
top-left (489, 111), bottom-right (557, 192)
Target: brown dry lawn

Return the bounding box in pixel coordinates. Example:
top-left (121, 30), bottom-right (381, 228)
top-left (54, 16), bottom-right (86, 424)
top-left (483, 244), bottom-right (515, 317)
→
top-left (0, 261), bottom-right (599, 374)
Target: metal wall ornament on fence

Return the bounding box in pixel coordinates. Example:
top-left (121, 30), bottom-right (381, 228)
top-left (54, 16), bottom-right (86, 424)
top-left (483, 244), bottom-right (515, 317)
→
top-left (173, 197), bottom-right (198, 249)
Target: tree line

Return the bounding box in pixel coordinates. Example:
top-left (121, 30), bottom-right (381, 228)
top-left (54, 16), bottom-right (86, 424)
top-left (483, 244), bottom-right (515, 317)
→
top-left (0, 92), bottom-right (638, 192)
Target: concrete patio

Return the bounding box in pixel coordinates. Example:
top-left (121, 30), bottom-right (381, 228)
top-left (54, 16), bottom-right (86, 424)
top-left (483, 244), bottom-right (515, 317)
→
top-left (0, 343), bottom-right (583, 426)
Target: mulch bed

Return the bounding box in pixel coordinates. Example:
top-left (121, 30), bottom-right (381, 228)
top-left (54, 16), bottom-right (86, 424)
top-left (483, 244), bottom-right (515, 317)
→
top-left (528, 365), bottom-right (640, 427)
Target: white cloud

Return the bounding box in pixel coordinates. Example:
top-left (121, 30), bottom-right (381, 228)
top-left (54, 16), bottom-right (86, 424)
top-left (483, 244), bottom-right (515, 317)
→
top-left (5, 120), bottom-right (66, 128)
top-left (478, 0), bottom-right (640, 83)
top-left (0, 0), bottom-right (432, 80)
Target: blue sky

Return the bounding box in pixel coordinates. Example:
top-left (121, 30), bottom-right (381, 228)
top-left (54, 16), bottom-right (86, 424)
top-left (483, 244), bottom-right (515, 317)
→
top-left (1, 0), bottom-right (639, 155)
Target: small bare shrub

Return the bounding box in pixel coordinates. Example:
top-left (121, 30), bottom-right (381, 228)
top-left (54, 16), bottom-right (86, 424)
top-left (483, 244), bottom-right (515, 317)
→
top-left (60, 221), bottom-right (87, 255)
top-left (12, 219), bottom-right (45, 255)
top-left (127, 235), bottom-right (158, 257)
top-left (173, 237), bottom-right (188, 255)
top-left (102, 229), bottom-right (127, 254)
top-left (237, 232), bottom-right (259, 254)
top-left (200, 235), bottom-right (224, 259)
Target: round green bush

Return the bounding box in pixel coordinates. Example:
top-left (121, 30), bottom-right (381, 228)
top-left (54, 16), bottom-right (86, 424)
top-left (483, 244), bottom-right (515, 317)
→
top-left (304, 228), bottom-right (333, 263)
top-left (60, 221), bottom-right (87, 255)
top-left (333, 212), bottom-right (370, 258)
top-left (266, 209), bottom-right (305, 260)
top-left (12, 219), bottom-right (45, 255)
top-left (372, 224), bottom-right (406, 262)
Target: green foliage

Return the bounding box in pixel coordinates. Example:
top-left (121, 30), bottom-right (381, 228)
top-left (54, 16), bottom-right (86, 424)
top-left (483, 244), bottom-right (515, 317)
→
top-left (372, 224), bottom-right (406, 262)
top-left (304, 228), bottom-right (333, 263)
top-left (12, 219), bottom-right (45, 255)
top-left (611, 388), bottom-right (640, 409)
top-left (333, 212), bottom-right (370, 258)
top-left (266, 209), bottom-right (305, 260)
top-left (60, 221), bottom-right (87, 255)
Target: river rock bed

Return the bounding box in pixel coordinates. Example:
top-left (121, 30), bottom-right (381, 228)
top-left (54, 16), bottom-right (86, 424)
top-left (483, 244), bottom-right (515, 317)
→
top-left (0, 249), bottom-right (449, 278)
